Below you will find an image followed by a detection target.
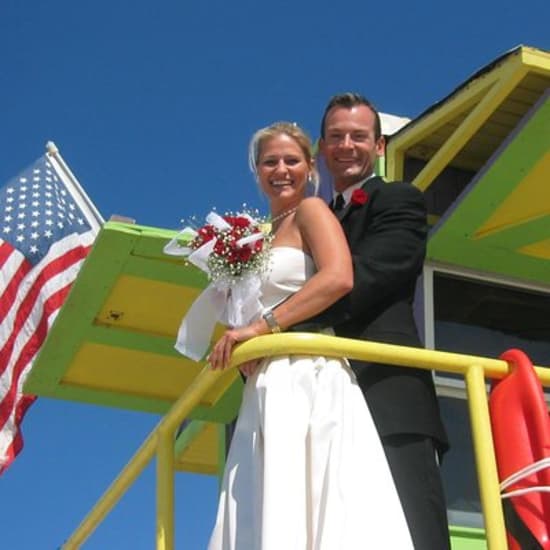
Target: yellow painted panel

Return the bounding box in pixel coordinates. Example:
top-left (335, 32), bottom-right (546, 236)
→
top-left (412, 65), bottom-right (527, 191)
top-left (499, 95), bottom-right (538, 116)
top-left (466, 132), bottom-right (506, 149)
top-left (487, 110), bottom-right (525, 129)
top-left (474, 152), bottom-right (550, 238)
top-left (176, 461), bottom-right (218, 475)
top-left (62, 342), bottom-right (237, 405)
top-left (453, 150), bottom-right (493, 171)
top-left (175, 422), bottom-right (220, 474)
top-left (519, 238), bottom-right (550, 260)
top-left (390, 80), bottom-right (495, 153)
top-left (521, 48), bottom-right (550, 73)
top-left (96, 275), bottom-right (203, 337)
top-left (519, 72), bottom-right (550, 91)
top-left (510, 86), bottom-right (546, 104)
top-left (474, 119), bottom-right (514, 139)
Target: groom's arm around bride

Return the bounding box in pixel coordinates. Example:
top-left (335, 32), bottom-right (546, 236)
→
top-left (292, 92), bottom-right (451, 550)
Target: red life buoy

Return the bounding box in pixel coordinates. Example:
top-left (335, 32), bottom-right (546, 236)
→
top-left (489, 348), bottom-right (550, 549)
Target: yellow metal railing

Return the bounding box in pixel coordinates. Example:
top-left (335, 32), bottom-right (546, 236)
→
top-left (61, 334), bottom-right (550, 550)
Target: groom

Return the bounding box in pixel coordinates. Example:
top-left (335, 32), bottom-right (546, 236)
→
top-left (298, 93), bottom-right (451, 549)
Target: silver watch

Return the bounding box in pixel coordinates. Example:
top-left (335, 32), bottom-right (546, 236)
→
top-left (262, 310), bottom-right (281, 333)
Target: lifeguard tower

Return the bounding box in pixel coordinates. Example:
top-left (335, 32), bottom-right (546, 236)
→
top-left (25, 45), bottom-right (550, 549)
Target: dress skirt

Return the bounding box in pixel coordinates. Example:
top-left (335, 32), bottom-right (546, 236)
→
top-left (208, 355), bottom-right (413, 550)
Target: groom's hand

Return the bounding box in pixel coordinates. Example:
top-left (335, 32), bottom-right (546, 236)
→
top-left (239, 359), bottom-right (261, 377)
top-left (288, 297), bottom-right (350, 332)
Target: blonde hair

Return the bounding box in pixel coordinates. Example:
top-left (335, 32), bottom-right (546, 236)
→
top-left (248, 121), bottom-right (319, 194)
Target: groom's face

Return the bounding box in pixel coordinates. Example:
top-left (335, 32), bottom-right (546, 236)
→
top-left (320, 105), bottom-right (385, 193)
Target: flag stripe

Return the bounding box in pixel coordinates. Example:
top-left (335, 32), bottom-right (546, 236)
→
top-left (0, 394), bottom-right (36, 475)
top-left (0, 153), bottom-right (101, 474)
top-left (0, 247), bottom-right (31, 324)
top-left (0, 243), bottom-right (91, 457)
top-left (0, 261), bottom-right (79, 388)
top-left (0, 242), bottom-right (91, 376)
top-left (0, 284), bottom-right (71, 432)
top-left (0, 241), bottom-right (15, 269)
top-left (0, 233), bottom-right (94, 350)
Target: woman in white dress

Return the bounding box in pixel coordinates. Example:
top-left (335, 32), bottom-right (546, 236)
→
top-left (207, 122), bottom-right (413, 549)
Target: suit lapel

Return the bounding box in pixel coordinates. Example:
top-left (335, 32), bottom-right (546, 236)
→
top-left (336, 176), bottom-right (382, 223)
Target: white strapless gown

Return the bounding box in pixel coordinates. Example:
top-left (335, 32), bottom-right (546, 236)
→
top-left (208, 247), bottom-right (413, 549)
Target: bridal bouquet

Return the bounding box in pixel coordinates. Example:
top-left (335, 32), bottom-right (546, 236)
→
top-left (164, 210), bottom-right (272, 361)
top-left (184, 212), bottom-right (271, 282)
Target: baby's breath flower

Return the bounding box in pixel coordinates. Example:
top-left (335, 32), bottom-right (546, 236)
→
top-left (186, 208), bottom-right (272, 285)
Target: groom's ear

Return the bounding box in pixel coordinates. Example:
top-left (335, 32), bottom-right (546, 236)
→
top-left (375, 135), bottom-right (386, 157)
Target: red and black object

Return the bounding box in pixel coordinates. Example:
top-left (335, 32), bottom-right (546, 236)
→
top-left (490, 348), bottom-right (550, 549)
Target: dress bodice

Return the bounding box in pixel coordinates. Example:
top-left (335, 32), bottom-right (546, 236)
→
top-left (260, 247), bottom-right (316, 311)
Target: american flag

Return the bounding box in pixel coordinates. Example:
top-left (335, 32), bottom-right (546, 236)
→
top-left (0, 149), bottom-right (103, 474)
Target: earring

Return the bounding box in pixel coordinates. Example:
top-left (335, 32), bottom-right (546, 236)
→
top-left (306, 173), bottom-right (319, 197)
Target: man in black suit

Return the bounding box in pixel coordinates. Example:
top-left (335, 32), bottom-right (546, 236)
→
top-left (303, 93), bottom-right (451, 549)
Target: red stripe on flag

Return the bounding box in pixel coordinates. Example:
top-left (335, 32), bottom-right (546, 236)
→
top-left (0, 254), bottom-right (32, 324)
top-left (0, 394), bottom-right (36, 475)
top-left (0, 153), bottom-right (102, 475)
top-left (0, 243), bottom-right (92, 471)
top-left (0, 284), bottom-right (70, 432)
top-left (0, 241), bottom-right (15, 270)
top-left (0, 245), bottom-right (88, 378)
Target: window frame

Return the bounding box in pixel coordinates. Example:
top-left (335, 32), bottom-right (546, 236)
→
top-left (422, 260), bottom-right (550, 393)
top-left (421, 261), bottom-right (550, 527)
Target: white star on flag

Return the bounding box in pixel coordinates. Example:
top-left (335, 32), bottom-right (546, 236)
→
top-left (0, 144), bottom-right (103, 475)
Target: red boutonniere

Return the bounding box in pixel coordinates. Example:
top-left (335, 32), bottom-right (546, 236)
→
top-left (350, 189), bottom-right (369, 206)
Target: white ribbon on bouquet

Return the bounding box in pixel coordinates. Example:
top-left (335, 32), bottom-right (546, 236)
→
top-left (164, 211), bottom-right (267, 361)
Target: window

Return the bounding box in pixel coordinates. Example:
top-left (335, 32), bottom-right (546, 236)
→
top-left (425, 267), bottom-right (550, 527)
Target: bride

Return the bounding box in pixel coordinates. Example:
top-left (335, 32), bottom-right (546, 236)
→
top-left (207, 122), bottom-right (413, 549)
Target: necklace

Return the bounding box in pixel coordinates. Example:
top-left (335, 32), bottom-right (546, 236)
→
top-left (271, 206), bottom-right (298, 225)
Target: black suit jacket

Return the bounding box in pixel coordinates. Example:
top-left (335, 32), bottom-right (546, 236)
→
top-left (295, 177), bottom-right (448, 451)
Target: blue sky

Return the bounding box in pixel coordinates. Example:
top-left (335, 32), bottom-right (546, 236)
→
top-left (1, 1), bottom-right (549, 548)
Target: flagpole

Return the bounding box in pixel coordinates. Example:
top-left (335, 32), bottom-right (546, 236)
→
top-left (45, 141), bottom-right (105, 230)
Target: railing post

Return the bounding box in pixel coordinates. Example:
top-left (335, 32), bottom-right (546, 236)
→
top-left (464, 364), bottom-right (508, 549)
top-left (61, 368), bottom-right (223, 549)
top-left (62, 338), bottom-right (550, 549)
top-left (157, 427), bottom-right (175, 550)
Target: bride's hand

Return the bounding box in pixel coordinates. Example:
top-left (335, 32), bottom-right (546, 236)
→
top-left (208, 330), bottom-right (237, 370)
top-left (208, 324), bottom-right (263, 370)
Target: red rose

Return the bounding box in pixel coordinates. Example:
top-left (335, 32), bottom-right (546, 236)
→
top-left (238, 246), bottom-right (252, 262)
top-left (350, 189), bottom-right (368, 206)
top-left (195, 224), bottom-right (216, 245)
top-left (225, 216), bottom-right (250, 229)
top-left (213, 239), bottom-right (226, 255)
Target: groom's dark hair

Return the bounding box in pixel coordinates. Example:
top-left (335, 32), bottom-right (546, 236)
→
top-left (320, 93), bottom-right (382, 141)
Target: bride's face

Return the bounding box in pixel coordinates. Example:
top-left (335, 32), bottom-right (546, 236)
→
top-left (256, 133), bottom-right (311, 203)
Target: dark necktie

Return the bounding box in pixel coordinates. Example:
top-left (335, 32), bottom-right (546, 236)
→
top-left (331, 193), bottom-right (345, 212)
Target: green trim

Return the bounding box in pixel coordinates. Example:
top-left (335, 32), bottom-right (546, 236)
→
top-left (87, 325), bottom-right (179, 356)
top-left (123, 254), bottom-right (207, 287)
top-left (25, 224), bottom-right (141, 394)
top-left (449, 525), bottom-right (487, 549)
top-left (30, 375), bottom-right (242, 420)
top-left (428, 95), bottom-right (550, 285)
top-left (24, 220), bottom-right (241, 421)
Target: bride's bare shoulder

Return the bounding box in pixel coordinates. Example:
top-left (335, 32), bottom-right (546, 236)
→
top-left (296, 196), bottom-right (330, 215)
